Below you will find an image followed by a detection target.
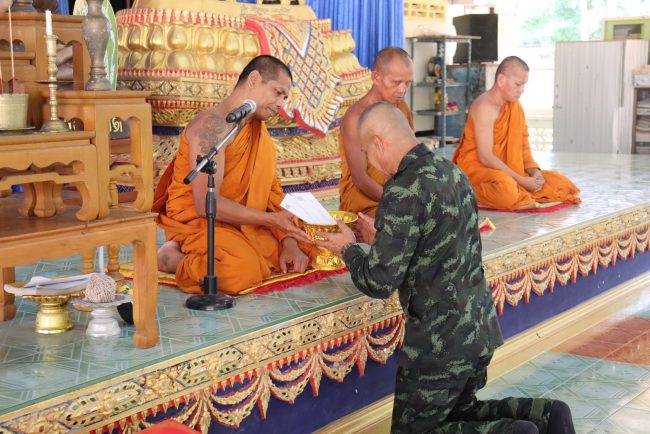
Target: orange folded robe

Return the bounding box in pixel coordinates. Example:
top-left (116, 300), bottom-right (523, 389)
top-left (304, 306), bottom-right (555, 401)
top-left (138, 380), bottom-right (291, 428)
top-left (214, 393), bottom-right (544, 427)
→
top-left (338, 100), bottom-right (414, 217)
top-left (152, 120), bottom-right (307, 295)
top-left (452, 101), bottom-right (581, 210)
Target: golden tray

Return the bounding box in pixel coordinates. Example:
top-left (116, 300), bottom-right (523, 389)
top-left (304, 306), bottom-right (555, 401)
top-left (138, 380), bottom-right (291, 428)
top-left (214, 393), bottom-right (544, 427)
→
top-left (299, 211), bottom-right (358, 271)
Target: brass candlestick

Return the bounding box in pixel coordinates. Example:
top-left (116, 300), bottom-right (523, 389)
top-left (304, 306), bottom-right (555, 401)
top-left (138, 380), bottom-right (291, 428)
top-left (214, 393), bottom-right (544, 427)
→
top-left (39, 34), bottom-right (70, 133)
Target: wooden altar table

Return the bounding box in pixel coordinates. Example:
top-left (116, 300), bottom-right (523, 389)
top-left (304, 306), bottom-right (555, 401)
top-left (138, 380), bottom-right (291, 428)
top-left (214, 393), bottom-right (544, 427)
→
top-left (50, 90), bottom-right (154, 217)
top-left (0, 205), bottom-right (159, 349)
top-left (0, 131), bottom-right (99, 221)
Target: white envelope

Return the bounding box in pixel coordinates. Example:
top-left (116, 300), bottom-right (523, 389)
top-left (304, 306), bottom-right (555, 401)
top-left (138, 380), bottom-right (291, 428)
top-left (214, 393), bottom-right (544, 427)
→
top-left (280, 192), bottom-right (336, 225)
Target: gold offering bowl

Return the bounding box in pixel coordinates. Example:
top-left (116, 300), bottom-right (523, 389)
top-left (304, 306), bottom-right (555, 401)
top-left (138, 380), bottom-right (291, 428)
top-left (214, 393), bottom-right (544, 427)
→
top-left (22, 292), bottom-right (83, 334)
top-left (300, 211), bottom-right (358, 270)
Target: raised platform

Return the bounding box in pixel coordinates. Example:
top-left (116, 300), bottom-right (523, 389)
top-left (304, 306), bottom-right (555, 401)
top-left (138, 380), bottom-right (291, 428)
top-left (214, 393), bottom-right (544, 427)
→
top-left (0, 151), bottom-right (649, 433)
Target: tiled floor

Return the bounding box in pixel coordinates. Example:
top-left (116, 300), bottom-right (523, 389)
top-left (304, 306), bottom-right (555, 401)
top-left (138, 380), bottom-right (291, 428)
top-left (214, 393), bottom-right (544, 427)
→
top-left (1, 150), bottom-right (650, 432)
top-left (477, 286), bottom-right (650, 433)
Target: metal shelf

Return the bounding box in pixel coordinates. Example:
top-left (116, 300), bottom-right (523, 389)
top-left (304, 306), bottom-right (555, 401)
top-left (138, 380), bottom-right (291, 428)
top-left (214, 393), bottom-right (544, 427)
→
top-left (407, 35), bottom-right (478, 146)
top-left (409, 35), bottom-right (480, 44)
top-left (413, 110), bottom-right (465, 117)
top-left (413, 81), bottom-right (467, 88)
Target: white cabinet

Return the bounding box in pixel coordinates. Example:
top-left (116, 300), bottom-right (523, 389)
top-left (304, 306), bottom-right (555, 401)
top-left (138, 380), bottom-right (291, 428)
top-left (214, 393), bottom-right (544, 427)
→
top-left (553, 39), bottom-right (649, 154)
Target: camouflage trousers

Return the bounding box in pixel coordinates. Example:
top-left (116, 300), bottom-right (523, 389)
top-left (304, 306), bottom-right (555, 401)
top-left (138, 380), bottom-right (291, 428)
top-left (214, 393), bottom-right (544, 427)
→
top-left (392, 353), bottom-right (554, 434)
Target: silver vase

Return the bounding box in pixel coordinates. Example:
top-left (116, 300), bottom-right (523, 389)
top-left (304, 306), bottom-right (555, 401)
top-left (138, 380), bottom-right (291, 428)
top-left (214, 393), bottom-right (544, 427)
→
top-left (82, 0), bottom-right (112, 91)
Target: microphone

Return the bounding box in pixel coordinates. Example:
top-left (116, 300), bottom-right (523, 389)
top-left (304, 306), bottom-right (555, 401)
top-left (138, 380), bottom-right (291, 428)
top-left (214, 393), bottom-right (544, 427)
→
top-left (226, 99), bottom-right (257, 123)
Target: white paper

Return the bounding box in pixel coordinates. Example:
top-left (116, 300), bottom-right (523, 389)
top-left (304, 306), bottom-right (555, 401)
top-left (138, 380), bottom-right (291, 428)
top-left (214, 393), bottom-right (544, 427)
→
top-left (23, 273), bottom-right (94, 290)
top-left (4, 274), bottom-right (94, 296)
top-left (280, 192), bottom-right (336, 225)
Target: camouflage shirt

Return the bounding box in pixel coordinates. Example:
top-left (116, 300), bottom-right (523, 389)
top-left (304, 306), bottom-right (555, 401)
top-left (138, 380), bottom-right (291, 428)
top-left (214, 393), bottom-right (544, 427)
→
top-left (343, 144), bottom-right (503, 374)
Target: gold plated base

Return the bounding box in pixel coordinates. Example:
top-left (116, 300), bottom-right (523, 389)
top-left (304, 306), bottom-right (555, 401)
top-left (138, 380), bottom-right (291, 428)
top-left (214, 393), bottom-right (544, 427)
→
top-left (311, 247), bottom-right (347, 270)
top-left (302, 211), bottom-right (358, 271)
top-left (23, 293), bottom-right (82, 334)
top-left (39, 119), bottom-right (70, 133)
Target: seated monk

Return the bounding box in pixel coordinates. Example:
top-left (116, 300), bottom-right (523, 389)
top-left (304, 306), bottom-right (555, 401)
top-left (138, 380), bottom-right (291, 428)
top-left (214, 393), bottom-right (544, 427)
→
top-left (153, 55), bottom-right (313, 295)
top-left (452, 56), bottom-right (581, 210)
top-left (339, 47), bottom-right (414, 217)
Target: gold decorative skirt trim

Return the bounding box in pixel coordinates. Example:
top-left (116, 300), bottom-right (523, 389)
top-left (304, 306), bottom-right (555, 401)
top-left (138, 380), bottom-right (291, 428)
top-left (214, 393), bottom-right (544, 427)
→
top-left (484, 204), bottom-right (650, 313)
top-left (0, 295), bottom-right (403, 433)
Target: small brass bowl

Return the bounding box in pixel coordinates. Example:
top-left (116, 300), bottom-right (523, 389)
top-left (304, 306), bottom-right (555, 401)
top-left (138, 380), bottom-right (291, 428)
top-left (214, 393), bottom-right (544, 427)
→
top-left (300, 211), bottom-right (358, 270)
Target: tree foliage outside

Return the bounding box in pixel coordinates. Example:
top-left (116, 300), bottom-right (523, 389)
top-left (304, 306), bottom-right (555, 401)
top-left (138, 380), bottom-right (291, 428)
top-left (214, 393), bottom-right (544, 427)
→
top-left (519, 0), bottom-right (650, 58)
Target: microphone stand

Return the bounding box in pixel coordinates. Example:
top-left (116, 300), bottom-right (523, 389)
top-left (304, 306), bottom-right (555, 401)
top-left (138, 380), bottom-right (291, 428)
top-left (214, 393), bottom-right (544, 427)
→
top-left (182, 120), bottom-right (243, 311)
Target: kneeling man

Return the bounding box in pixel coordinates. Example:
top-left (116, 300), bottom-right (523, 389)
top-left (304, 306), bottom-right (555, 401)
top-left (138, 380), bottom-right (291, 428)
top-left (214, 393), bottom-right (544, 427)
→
top-left (317, 102), bottom-right (576, 434)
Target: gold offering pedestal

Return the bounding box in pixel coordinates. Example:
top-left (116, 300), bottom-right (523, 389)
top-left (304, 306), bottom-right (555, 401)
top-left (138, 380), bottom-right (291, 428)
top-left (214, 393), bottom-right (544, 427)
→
top-left (23, 292), bottom-right (83, 334)
top-left (3, 275), bottom-right (91, 334)
top-left (300, 211), bottom-right (358, 270)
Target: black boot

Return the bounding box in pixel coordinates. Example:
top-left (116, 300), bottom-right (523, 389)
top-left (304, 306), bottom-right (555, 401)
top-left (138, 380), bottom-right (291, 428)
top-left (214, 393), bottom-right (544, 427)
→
top-left (547, 400), bottom-right (576, 434)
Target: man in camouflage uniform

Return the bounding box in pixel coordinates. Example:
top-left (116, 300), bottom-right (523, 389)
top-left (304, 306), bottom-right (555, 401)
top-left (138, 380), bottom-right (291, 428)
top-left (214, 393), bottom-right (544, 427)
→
top-left (317, 102), bottom-right (575, 434)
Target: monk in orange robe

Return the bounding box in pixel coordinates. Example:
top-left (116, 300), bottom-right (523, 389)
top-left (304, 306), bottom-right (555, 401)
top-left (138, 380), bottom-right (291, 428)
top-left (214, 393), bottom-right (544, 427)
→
top-left (453, 56), bottom-right (580, 210)
top-left (153, 56), bottom-right (312, 295)
top-left (339, 47), bottom-right (414, 217)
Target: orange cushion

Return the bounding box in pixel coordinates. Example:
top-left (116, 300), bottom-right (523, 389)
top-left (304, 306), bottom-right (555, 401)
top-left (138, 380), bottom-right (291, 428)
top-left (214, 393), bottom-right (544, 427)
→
top-left (140, 420), bottom-right (200, 434)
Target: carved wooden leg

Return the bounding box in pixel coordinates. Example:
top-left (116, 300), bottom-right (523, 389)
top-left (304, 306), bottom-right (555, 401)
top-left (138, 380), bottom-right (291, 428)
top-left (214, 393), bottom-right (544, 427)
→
top-left (132, 222), bottom-right (159, 348)
top-left (52, 183), bottom-right (65, 213)
top-left (73, 156), bottom-right (100, 222)
top-left (109, 179), bottom-right (119, 208)
top-left (94, 121), bottom-right (111, 218)
top-left (32, 181), bottom-right (57, 217)
top-left (129, 114), bottom-right (154, 212)
top-left (81, 250), bottom-right (95, 274)
top-left (107, 244), bottom-right (123, 279)
top-left (1, 267), bottom-right (17, 321)
top-left (132, 174), bottom-right (146, 211)
top-left (18, 183), bottom-right (36, 217)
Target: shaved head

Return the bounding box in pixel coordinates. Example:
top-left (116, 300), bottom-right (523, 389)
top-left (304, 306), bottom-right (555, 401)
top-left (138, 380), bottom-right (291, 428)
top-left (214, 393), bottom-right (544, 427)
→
top-left (235, 55), bottom-right (292, 88)
top-left (359, 102), bottom-right (411, 144)
top-left (358, 102), bottom-right (418, 175)
top-left (373, 47), bottom-right (412, 72)
top-left (495, 56), bottom-right (529, 80)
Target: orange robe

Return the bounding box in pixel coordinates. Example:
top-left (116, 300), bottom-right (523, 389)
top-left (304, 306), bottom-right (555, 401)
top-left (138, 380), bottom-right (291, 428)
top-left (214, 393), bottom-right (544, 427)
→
top-left (152, 120), bottom-right (308, 295)
top-left (338, 100), bottom-right (414, 217)
top-left (452, 101), bottom-right (581, 210)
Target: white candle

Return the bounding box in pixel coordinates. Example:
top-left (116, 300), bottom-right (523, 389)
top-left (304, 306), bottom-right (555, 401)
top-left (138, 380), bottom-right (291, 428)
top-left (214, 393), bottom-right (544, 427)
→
top-left (97, 246), bottom-right (105, 274)
top-left (45, 10), bottom-right (53, 36)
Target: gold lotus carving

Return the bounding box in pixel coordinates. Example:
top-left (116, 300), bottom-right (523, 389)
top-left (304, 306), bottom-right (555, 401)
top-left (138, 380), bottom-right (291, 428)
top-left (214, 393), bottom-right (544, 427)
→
top-left (117, 8), bottom-right (365, 79)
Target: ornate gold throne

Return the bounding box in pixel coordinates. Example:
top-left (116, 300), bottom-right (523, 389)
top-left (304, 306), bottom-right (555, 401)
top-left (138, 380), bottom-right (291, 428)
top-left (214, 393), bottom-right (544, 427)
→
top-left (116, 0), bottom-right (371, 199)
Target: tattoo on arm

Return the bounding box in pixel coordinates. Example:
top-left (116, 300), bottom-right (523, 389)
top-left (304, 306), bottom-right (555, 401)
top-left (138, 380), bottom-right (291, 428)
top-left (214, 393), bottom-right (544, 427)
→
top-left (198, 115), bottom-right (229, 155)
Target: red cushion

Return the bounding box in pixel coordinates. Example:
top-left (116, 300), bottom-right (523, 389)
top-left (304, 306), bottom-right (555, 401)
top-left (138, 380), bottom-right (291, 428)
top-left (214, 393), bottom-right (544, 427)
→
top-left (140, 420), bottom-right (200, 434)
